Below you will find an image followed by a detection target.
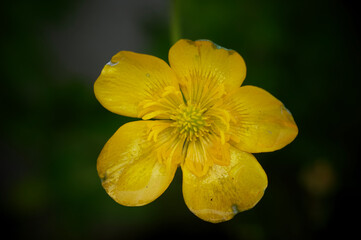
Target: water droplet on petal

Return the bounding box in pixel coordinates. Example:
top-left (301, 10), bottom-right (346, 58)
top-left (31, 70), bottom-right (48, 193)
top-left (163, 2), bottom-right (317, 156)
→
top-left (106, 61), bottom-right (119, 66)
top-left (232, 204), bottom-right (239, 214)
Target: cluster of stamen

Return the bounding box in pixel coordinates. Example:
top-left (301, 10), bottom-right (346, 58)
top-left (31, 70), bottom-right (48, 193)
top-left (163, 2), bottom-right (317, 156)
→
top-left (170, 104), bottom-right (210, 141)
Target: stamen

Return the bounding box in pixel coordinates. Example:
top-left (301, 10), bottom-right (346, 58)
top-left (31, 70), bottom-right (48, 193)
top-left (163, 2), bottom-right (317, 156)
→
top-left (137, 86), bottom-right (183, 119)
top-left (170, 103), bottom-right (211, 142)
top-left (142, 110), bottom-right (167, 120)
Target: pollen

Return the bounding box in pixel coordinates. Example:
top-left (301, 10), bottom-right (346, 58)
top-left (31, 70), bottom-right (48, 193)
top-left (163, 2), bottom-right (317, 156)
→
top-left (171, 104), bottom-right (210, 141)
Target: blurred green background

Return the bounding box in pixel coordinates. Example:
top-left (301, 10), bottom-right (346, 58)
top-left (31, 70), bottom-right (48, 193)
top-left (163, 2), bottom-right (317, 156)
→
top-left (1, 0), bottom-right (360, 239)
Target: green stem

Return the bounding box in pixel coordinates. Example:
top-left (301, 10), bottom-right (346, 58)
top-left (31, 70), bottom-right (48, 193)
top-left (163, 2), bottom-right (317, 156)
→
top-left (170, 0), bottom-right (181, 44)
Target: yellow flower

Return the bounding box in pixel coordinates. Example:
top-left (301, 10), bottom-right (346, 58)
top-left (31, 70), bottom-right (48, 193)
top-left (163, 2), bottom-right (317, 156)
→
top-left (94, 39), bottom-right (298, 223)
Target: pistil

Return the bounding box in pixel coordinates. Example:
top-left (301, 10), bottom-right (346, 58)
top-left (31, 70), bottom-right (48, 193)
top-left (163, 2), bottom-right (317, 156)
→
top-left (171, 104), bottom-right (210, 141)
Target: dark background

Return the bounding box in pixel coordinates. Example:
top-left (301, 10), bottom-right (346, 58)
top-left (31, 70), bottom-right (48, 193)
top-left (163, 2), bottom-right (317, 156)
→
top-left (1, 0), bottom-right (360, 239)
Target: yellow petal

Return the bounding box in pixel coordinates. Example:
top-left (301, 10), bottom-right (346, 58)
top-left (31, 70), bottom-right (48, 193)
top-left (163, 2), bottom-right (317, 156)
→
top-left (97, 121), bottom-right (178, 206)
top-left (183, 137), bottom-right (230, 177)
top-left (183, 140), bottom-right (212, 177)
top-left (94, 51), bottom-right (181, 118)
top-left (182, 146), bottom-right (267, 223)
top-left (224, 85), bottom-right (298, 153)
top-left (168, 39), bottom-right (246, 106)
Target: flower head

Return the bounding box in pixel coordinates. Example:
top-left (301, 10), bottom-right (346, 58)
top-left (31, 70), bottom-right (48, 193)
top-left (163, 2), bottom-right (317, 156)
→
top-left (94, 39), bottom-right (298, 223)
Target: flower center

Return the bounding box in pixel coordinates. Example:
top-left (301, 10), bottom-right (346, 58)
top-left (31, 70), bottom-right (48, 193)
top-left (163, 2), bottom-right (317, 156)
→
top-left (171, 104), bottom-right (210, 141)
